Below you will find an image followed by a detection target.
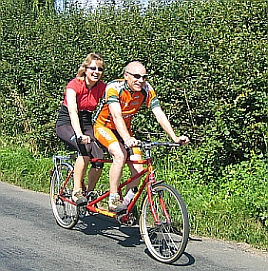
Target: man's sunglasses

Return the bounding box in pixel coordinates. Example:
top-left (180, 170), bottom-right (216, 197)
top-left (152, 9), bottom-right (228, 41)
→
top-left (126, 71), bottom-right (148, 80)
top-left (87, 66), bottom-right (104, 72)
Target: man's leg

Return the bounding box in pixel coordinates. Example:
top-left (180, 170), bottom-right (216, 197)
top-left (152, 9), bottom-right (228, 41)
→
top-left (93, 125), bottom-right (128, 212)
top-left (107, 141), bottom-right (129, 212)
top-left (126, 153), bottom-right (143, 192)
top-left (108, 141), bottom-right (127, 193)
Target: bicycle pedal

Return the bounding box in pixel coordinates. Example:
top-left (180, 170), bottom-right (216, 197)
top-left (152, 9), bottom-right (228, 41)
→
top-left (109, 207), bottom-right (127, 215)
top-left (86, 191), bottom-right (98, 202)
top-left (75, 198), bottom-right (87, 206)
top-left (77, 205), bottom-right (87, 218)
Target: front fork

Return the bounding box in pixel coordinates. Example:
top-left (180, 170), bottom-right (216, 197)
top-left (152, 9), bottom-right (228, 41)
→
top-left (147, 172), bottom-right (171, 226)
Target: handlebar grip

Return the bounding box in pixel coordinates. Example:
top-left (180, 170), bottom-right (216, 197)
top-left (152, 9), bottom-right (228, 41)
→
top-left (165, 142), bottom-right (181, 147)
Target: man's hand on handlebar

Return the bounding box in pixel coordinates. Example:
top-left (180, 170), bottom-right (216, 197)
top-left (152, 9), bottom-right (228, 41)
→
top-left (124, 137), bottom-right (140, 148)
top-left (174, 135), bottom-right (190, 145)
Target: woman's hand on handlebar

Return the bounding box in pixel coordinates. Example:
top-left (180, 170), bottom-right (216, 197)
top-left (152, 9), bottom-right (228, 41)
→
top-left (77, 135), bottom-right (91, 144)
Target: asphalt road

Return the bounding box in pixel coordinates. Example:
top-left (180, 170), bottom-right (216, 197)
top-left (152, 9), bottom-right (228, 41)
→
top-left (0, 181), bottom-right (267, 271)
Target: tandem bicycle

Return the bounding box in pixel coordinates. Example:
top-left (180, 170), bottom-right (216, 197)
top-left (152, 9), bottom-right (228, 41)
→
top-left (49, 141), bottom-right (189, 264)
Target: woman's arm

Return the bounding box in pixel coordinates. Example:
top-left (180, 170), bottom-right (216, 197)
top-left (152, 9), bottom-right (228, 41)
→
top-left (66, 88), bottom-right (90, 144)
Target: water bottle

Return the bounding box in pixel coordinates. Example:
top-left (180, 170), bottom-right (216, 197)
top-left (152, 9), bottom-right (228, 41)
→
top-left (123, 187), bottom-right (138, 205)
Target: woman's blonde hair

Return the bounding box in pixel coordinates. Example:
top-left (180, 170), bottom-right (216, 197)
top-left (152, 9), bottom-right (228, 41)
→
top-left (77, 53), bottom-right (105, 79)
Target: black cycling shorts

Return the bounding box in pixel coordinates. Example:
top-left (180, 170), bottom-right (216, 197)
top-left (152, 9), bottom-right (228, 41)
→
top-left (56, 124), bottom-right (104, 168)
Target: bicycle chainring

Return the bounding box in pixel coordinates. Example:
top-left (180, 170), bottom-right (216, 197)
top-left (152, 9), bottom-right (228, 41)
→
top-left (117, 212), bottom-right (136, 226)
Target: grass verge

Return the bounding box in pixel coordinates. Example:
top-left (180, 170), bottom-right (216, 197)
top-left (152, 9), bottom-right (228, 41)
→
top-left (0, 142), bottom-right (267, 251)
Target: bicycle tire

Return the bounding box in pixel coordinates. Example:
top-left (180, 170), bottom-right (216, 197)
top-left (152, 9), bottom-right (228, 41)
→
top-left (49, 162), bottom-right (79, 229)
top-left (139, 183), bottom-right (189, 264)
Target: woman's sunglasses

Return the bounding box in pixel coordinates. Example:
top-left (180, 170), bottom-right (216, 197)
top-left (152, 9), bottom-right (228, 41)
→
top-left (87, 66), bottom-right (104, 72)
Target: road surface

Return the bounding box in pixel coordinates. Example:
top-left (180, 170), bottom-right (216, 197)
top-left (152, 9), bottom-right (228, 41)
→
top-left (0, 181), bottom-right (267, 270)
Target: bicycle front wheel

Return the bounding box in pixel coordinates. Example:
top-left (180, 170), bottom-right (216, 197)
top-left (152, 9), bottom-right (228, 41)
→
top-left (49, 162), bottom-right (79, 229)
top-left (139, 183), bottom-right (189, 264)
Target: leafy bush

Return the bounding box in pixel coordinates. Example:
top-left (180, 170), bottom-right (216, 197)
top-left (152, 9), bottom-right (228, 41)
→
top-left (1, 0), bottom-right (267, 161)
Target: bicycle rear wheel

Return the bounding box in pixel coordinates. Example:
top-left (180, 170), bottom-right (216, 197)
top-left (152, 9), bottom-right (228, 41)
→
top-left (50, 162), bottom-right (79, 229)
top-left (139, 183), bottom-right (189, 264)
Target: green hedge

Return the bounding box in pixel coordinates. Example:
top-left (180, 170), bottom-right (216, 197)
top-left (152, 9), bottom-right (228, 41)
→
top-left (0, 0), bottom-right (267, 163)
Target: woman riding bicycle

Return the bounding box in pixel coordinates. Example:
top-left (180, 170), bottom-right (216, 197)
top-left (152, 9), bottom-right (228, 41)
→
top-left (56, 53), bottom-right (106, 205)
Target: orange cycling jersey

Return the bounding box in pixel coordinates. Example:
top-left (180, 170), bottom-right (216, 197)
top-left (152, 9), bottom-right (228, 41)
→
top-left (93, 79), bottom-right (160, 130)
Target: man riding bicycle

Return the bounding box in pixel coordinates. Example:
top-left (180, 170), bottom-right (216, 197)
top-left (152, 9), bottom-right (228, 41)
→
top-left (93, 61), bottom-right (189, 213)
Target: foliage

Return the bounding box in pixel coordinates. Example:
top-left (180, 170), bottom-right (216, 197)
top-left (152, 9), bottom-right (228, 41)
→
top-left (0, 145), bottom-right (52, 192)
top-left (0, 0), bottom-right (267, 161)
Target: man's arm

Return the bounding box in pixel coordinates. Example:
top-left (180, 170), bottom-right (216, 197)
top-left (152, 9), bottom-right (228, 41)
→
top-left (152, 106), bottom-right (189, 144)
top-left (109, 102), bottom-right (131, 141)
top-left (108, 103), bottom-right (138, 147)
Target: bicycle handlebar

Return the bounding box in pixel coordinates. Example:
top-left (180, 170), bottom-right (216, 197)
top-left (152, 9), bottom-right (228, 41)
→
top-left (137, 141), bottom-right (181, 150)
top-left (72, 135), bottom-right (181, 150)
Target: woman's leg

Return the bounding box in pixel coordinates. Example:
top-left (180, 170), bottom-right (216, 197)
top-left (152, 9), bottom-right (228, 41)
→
top-left (56, 125), bottom-right (88, 204)
top-left (73, 155), bottom-right (90, 191)
top-left (87, 167), bottom-right (102, 191)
